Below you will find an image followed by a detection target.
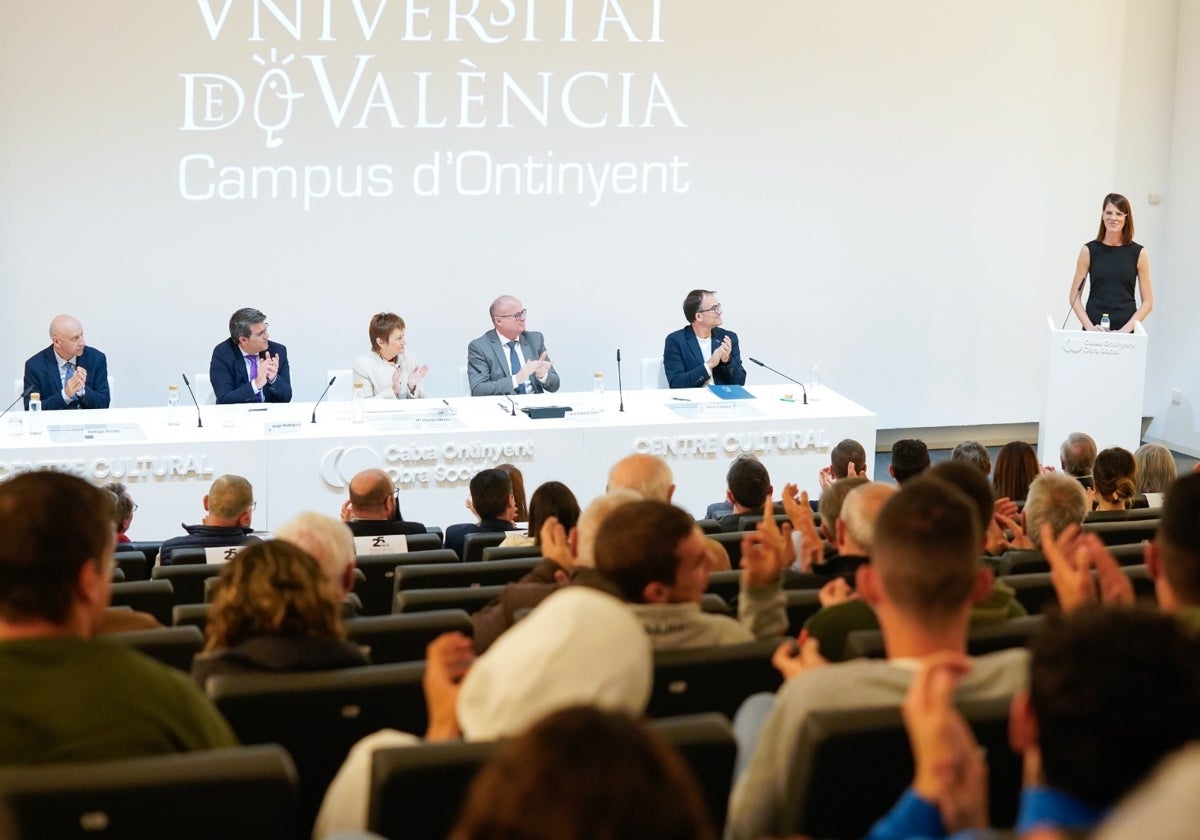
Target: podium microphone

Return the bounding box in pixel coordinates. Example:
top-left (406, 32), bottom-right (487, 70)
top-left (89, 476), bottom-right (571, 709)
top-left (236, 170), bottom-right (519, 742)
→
top-left (312, 375), bottom-right (337, 424)
top-left (1062, 275), bottom-right (1088, 329)
top-left (0, 387), bottom-right (33, 422)
top-left (505, 394), bottom-right (517, 416)
top-left (180, 373), bottom-right (204, 428)
top-left (748, 357), bottom-right (808, 405)
top-left (616, 348), bottom-right (625, 412)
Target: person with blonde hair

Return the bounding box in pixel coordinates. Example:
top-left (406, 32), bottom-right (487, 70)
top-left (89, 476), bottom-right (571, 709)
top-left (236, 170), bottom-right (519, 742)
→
top-left (1134, 443), bottom-right (1176, 505)
top-left (191, 541), bottom-right (367, 685)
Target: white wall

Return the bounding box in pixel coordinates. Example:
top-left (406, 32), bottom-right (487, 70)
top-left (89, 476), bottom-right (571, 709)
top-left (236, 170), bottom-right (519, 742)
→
top-left (0, 1), bottom-right (1185, 432)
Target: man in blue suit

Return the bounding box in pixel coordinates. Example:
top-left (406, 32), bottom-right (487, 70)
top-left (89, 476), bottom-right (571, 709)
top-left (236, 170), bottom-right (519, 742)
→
top-left (467, 295), bottom-right (560, 396)
top-left (22, 314), bottom-right (110, 410)
top-left (663, 289), bottom-right (746, 389)
top-left (209, 307), bottom-right (292, 404)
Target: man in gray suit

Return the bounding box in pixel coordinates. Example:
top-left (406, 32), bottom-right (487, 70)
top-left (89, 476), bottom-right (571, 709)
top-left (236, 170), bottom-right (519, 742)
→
top-left (467, 295), bottom-right (560, 396)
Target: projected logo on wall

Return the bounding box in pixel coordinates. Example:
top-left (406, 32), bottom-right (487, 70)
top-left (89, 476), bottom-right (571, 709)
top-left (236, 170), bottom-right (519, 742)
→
top-left (179, 0), bottom-right (690, 210)
top-left (320, 438), bottom-right (534, 488)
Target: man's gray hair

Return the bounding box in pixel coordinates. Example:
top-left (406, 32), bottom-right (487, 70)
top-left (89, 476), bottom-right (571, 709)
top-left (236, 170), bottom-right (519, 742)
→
top-left (1024, 474), bottom-right (1088, 546)
top-left (275, 511), bottom-right (355, 590)
top-left (1060, 432), bottom-right (1097, 477)
top-left (228, 307), bottom-right (267, 342)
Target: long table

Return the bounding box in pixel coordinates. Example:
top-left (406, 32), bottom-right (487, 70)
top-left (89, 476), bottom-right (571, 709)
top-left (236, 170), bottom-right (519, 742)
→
top-left (0, 385), bottom-right (876, 540)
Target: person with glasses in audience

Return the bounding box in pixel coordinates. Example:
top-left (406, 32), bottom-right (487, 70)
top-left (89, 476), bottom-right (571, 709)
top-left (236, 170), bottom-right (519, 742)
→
top-left (338, 468), bottom-right (427, 538)
top-left (467, 295), bottom-right (559, 396)
top-left (663, 289), bottom-right (746, 389)
top-left (209, 307), bottom-right (292, 403)
top-left (157, 475), bottom-right (261, 564)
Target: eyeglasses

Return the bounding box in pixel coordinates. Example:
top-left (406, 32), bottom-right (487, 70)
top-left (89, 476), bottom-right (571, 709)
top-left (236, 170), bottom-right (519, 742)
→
top-left (697, 304), bottom-right (723, 315)
top-left (496, 310), bottom-right (527, 320)
top-left (247, 501), bottom-right (258, 512)
top-left (131, 503), bottom-right (139, 513)
top-left (1103, 210), bottom-right (1126, 219)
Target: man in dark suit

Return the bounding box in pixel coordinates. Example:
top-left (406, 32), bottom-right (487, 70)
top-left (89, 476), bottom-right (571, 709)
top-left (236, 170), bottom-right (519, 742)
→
top-left (209, 307), bottom-right (292, 404)
top-left (444, 468), bottom-right (518, 559)
top-left (467, 295), bottom-right (560, 396)
top-left (339, 468), bottom-right (427, 538)
top-left (662, 289), bottom-right (746, 389)
top-left (22, 314), bottom-right (111, 410)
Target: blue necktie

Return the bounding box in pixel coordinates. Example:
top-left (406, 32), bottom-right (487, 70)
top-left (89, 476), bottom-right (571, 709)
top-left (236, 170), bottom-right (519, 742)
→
top-left (507, 340), bottom-right (526, 395)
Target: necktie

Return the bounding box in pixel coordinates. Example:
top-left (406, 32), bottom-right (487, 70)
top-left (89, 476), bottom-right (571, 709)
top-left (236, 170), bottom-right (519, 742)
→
top-left (63, 361), bottom-right (75, 387)
top-left (245, 354), bottom-right (263, 402)
top-left (507, 341), bottom-right (526, 395)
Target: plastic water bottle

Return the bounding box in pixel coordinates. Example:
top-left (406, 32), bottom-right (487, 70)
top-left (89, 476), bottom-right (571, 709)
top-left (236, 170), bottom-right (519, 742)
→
top-left (352, 382), bottom-right (366, 423)
top-left (1100, 313), bottom-right (1111, 331)
top-left (166, 384), bottom-right (181, 425)
top-left (593, 371), bottom-right (605, 395)
top-left (27, 392), bottom-right (42, 434)
top-left (809, 363), bottom-right (821, 400)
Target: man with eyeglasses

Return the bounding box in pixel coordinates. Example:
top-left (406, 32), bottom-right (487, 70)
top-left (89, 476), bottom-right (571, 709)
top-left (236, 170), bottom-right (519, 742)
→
top-left (157, 475), bottom-right (262, 564)
top-left (663, 289), bottom-right (746, 389)
top-left (467, 295), bottom-right (560, 396)
top-left (209, 307), bottom-right (293, 404)
top-left (339, 468), bottom-right (427, 537)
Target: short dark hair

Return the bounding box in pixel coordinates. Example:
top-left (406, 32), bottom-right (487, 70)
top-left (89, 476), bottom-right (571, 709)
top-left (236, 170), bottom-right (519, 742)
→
top-left (470, 469), bottom-right (513, 520)
top-left (450, 706), bottom-right (714, 840)
top-left (526, 481), bottom-right (581, 542)
top-left (950, 441), bottom-right (991, 475)
top-left (1060, 432), bottom-right (1097, 477)
top-left (228, 307), bottom-right (267, 342)
top-left (992, 441), bottom-right (1039, 502)
top-left (871, 478), bottom-right (980, 623)
top-left (927, 460), bottom-right (993, 538)
top-left (830, 438), bottom-right (867, 478)
top-left (368, 312), bottom-right (405, 354)
top-left (0, 472), bottom-right (115, 624)
top-left (1093, 447), bottom-right (1137, 508)
top-left (1031, 606), bottom-right (1200, 808)
top-left (889, 439), bottom-right (930, 483)
top-left (1157, 473), bottom-right (1200, 604)
top-left (817, 476), bottom-right (869, 530)
top-left (726, 456), bottom-right (771, 509)
top-left (682, 289), bottom-right (714, 323)
top-left (594, 500), bottom-right (696, 603)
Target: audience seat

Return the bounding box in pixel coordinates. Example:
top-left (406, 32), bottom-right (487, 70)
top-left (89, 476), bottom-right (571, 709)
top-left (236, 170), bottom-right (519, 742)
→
top-left (108, 580), bottom-right (174, 626)
top-left (393, 559), bottom-right (541, 595)
top-left (207, 663), bottom-right (427, 835)
top-left (705, 570), bottom-right (742, 605)
top-left (1083, 519), bottom-right (1159, 546)
top-left (123, 540), bottom-right (163, 570)
top-left (165, 548), bottom-right (213, 566)
top-left (1000, 564), bottom-right (1155, 615)
top-left (152, 564), bottom-right (222, 607)
top-left (480, 544), bottom-right (542, 562)
top-left (113, 550), bottom-right (148, 582)
top-left (844, 615), bottom-right (1046, 660)
top-left (462, 532), bottom-right (507, 564)
top-left (648, 639), bottom-right (782, 720)
top-left (784, 589), bottom-right (822, 636)
top-left (0, 745), bottom-right (299, 840)
top-left (788, 696), bottom-right (1020, 838)
top-left (346, 610), bottom-right (473, 665)
top-left (109, 625), bottom-right (205, 672)
top-left (172, 603), bottom-right (209, 632)
top-left (709, 531), bottom-right (747, 567)
top-left (393, 585), bottom-right (506, 615)
top-left (354, 549), bottom-right (462, 616)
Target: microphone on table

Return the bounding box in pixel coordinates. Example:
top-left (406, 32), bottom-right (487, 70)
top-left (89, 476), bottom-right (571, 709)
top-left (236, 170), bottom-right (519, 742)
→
top-left (748, 357), bottom-right (808, 405)
top-left (0, 386), bottom-right (33, 422)
top-left (616, 348), bottom-right (625, 412)
top-left (505, 394), bottom-right (517, 416)
top-left (180, 373), bottom-right (204, 428)
top-left (1062, 275), bottom-right (1088, 330)
top-left (312, 375), bottom-right (337, 424)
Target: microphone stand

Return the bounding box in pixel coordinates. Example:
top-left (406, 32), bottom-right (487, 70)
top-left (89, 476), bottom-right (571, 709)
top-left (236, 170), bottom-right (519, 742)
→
top-left (0, 388), bottom-right (32, 422)
top-left (616, 348), bottom-right (625, 412)
top-left (312, 375), bottom-right (337, 424)
top-left (180, 374), bottom-right (204, 428)
top-left (748, 357), bottom-right (808, 404)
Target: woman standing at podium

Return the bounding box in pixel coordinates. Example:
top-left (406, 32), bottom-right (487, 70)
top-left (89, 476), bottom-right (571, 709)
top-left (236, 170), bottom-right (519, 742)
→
top-left (1069, 192), bottom-right (1154, 332)
top-left (352, 312), bottom-right (429, 398)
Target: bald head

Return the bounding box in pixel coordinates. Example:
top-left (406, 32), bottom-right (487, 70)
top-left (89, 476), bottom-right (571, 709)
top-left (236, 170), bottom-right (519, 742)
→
top-left (840, 482), bottom-right (897, 554)
top-left (348, 469), bottom-right (395, 519)
top-left (49, 314), bottom-right (86, 362)
top-left (489, 295), bottom-right (526, 341)
top-left (607, 454), bottom-right (674, 502)
top-left (204, 475), bottom-right (254, 525)
top-left (276, 511), bottom-right (356, 597)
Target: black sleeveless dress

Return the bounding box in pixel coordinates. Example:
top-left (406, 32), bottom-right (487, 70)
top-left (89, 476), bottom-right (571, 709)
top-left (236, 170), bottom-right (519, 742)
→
top-left (1085, 240), bottom-right (1142, 330)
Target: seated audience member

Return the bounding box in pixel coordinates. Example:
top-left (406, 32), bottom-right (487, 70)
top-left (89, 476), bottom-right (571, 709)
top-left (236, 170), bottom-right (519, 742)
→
top-left (275, 511), bottom-right (358, 605)
top-left (813, 476), bottom-right (871, 575)
top-left (339, 468), bottom-right (426, 538)
top-left (209, 307), bottom-right (292, 404)
top-left (818, 438), bottom-right (869, 491)
top-left (22, 313), bottom-right (111, 410)
top-left (1134, 442), bottom-right (1176, 506)
top-left (1092, 446), bottom-right (1138, 513)
top-left (868, 606), bottom-right (1200, 839)
top-left (607, 453), bottom-right (675, 502)
top-left (0, 472), bottom-right (236, 764)
top-left (191, 541), bottom-right (368, 685)
top-left (888, 438), bottom-right (930, 484)
top-left (351, 311), bottom-right (428, 399)
top-left (992, 440), bottom-right (1040, 503)
top-left (1060, 431), bottom-right (1097, 489)
top-left (496, 463), bottom-right (529, 522)
top-left (594, 499), bottom-right (788, 649)
top-left (445, 469), bottom-right (518, 559)
top-left (950, 440), bottom-right (991, 475)
top-left (315, 586), bottom-right (653, 836)
top-left (103, 482), bottom-right (136, 543)
top-left (662, 288), bottom-right (746, 390)
top-left (1003, 472), bottom-right (1090, 558)
top-left (1143, 473), bottom-right (1200, 632)
top-left (450, 706), bottom-right (715, 840)
top-left (705, 537), bottom-right (733, 571)
top-left (472, 490), bottom-right (635, 653)
top-left (158, 475), bottom-right (260, 564)
top-left (500, 481), bottom-right (580, 548)
top-left (727, 478), bottom-right (1028, 840)
top-left (710, 456), bottom-right (774, 533)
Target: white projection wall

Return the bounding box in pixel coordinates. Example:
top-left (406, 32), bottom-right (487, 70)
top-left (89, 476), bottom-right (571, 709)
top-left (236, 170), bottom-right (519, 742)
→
top-left (0, 0), bottom-right (1178, 430)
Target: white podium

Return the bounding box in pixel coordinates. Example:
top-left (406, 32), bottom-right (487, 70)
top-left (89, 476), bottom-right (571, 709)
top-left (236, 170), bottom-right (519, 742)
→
top-left (1038, 316), bottom-right (1147, 461)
